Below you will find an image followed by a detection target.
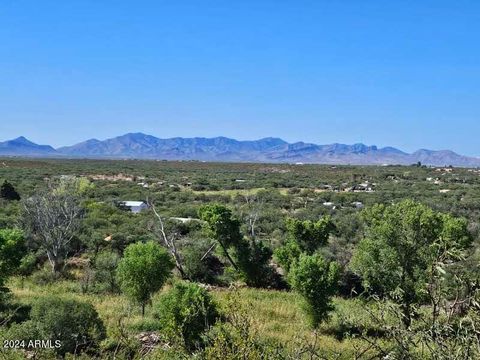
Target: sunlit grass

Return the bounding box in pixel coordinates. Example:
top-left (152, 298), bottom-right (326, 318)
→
top-left (8, 277), bottom-right (385, 358)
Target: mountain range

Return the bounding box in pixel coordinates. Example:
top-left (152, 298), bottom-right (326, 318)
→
top-left (1, 133), bottom-right (479, 167)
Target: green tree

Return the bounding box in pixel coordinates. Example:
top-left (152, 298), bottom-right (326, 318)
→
top-left (199, 204), bottom-right (276, 287)
top-left (274, 217), bottom-right (335, 274)
top-left (235, 239), bottom-right (277, 288)
top-left (274, 239), bottom-right (301, 274)
top-left (0, 229), bottom-right (25, 280)
top-left (198, 204), bottom-right (243, 270)
top-left (0, 229), bottom-right (25, 316)
top-left (0, 180), bottom-right (21, 201)
top-left (288, 253), bottom-right (340, 328)
top-left (181, 239), bottom-right (220, 284)
top-left (350, 200), bottom-right (471, 327)
top-left (285, 217), bottom-right (335, 254)
top-left (17, 253), bottom-right (37, 289)
top-left (116, 241), bottom-right (174, 316)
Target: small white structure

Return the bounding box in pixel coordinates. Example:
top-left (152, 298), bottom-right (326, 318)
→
top-left (169, 217), bottom-right (201, 224)
top-left (352, 201), bottom-right (364, 209)
top-left (323, 202), bottom-right (334, 207)
top-left (120, 201), bottom-right (148, 214)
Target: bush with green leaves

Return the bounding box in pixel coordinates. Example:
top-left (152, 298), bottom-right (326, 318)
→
top-left (288, 253), bottom-right (340, 328)
top-left (198, 204), bottom-right (243, 269)
top-left (181, 239), bottom-right (222, 284)
top-left (7, 296), bottom-right (106, 356)
top-left (285, 217), bottom-right (335, 254)
top-left (155, 281), bottom-right (219, 350)
top-left (350, 200), bottom-right (472, 327)
top-left (0, 229), bottom-right (25, 315)
top-left (93, 250), bottom-right (120, 293)
top-left (0, 229), bottom-right (25, 280)
top-left (199, 204), bottom-right (277, 287)
top-left (274, 217), bottom-right (335, 274)
top-left (16, 253), bottom-right (37, 289)
top-left (117, 241), bottom-right (174, 315)
top-left (274, 239), bottom-right (301, 274)
top-left (235, 239), bottom-right (281, 288)
top-left (0, 180), bottom-right (21, 201)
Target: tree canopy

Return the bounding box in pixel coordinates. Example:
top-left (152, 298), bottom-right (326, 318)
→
top-left (116, 241), bottom-right (174, 315)
top-left (350, 199), bottom-right (472, 327)
top-left (0, 181), bottom-right (21, 201)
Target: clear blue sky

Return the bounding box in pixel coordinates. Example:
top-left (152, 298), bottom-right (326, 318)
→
top-left (1, 1), bottom-right (479, 155)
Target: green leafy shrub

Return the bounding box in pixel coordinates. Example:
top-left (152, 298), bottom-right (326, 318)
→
top-left (0, 228), bottom-right (26, 322)
top-left (0, 229), bottom-right (25, 281)
top-left (30, 264), bottom-right (69, 285)
top-left (93, 250), bottom-right (120, 293)
top-left (117, 241), bottom-right (174, 315)
top-left (181, 239), bottom-right (222, 284)
top-left (236, 239), bottom-right (284, 288)
top-left (7, 296), bottom-right (106, 356)
top-left (155, 281), bottom-right (219, 350)
top-left (274, 240), bottom-right (301, 274)
top-left (285, 217), bottom-right (335, 254)
top-left (288, 253), bottom-right (340, 328)
top-left (350, 200), bottom-right (472, 327)
top-left (0, 180), bottom-right (21, 201)
top-left (199, 204), bottom-right (277, 288)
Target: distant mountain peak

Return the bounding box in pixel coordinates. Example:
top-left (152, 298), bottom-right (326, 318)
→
top-left (10, 136), bottom-right (36, 145)
top-left (0, 136), bottom-right (56, 156)
top-left (1, 133), bottom-right (479, 167)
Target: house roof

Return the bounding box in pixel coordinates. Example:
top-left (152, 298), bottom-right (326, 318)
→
top-left (121, 201), bottom-right (146, 207)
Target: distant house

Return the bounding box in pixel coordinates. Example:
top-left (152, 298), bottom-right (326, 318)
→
top-left (169, 217), bottom-right (201, 224)
top-left (352, 201), bottom-right (364, 209)
top-left (119, 201), bottom-right (148, 214)
top-left (346, 182), bottom-right (375, 193)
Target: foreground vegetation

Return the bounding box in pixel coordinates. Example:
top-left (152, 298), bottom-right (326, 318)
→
top-left (0, 158), bottom-right (479, 359)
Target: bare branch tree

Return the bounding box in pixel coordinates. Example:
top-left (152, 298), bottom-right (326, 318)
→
top-left (148, 199), bottom-right (187, 278)
top-left (242, 194), bottom-right (262, 240)
top-left (22, 181), bottom-right (84, 273)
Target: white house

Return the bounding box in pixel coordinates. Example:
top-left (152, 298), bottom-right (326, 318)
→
top-left (352, 201), bottom-right (364, 209)
top-left (120, 201), bottom-right (148, 214)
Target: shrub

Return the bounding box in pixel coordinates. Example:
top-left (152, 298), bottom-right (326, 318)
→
top-left (288, 253), bottom-right (340, 328)
top-left (0, 229), bottom-right (25, 281)
top-left (274, 240), bottom-right (301, 274)
top-left (17, 253), bottom-right (37, 286)
top-left (30, 264), bottom-right (69, 285)
top-left (117, 241), bottom-right (174, 316)
top-left (181, 239), bottom-right (222, 284)
top-left (350, 200), bottom-right (472, 327)
top-left (199, 204), bottom-right (277, 288)
top-left (236, 239), bottom-right (282, 288)
top-left (8, 296), bottom-right (106, 356)
top-left (94, 250), bottom-right (120, 293)
top-left (155, 281), bottom-right (219, 350)
top-left (285, 217), bottom-right (335, 254)
top-left (0, 181), bottom-right (21, 201)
